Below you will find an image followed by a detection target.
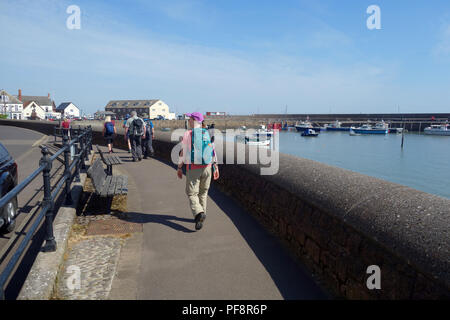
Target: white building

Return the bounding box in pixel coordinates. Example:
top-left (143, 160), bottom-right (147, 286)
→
top-left (16, 90), bottom-right (57, 120)
top-left (105, 99), bottom-right (175, 120)
top-left (0, 89), bottom-right (23, 119)
top-left (22, 101), bottom-right (46, 120)
top-left (56, 102), bottom-right (80, 118)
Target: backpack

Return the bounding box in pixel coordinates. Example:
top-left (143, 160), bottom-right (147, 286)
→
top-left (130, 118), bottom-right (144, 136)
top-left (190, 128), bottom-right (214, 166)
top-left (105, 122), bottom-right (114, 135)
top-left (145, 121), bottom-right (153, 138)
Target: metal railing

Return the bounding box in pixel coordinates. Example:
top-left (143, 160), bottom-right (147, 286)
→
top-left (0, 125), bottom-right (93, 299)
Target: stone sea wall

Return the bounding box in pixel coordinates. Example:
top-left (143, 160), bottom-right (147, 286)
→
top-left (2, 119), bottom-right (449, 299)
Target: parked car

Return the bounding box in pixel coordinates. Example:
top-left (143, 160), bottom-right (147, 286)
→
top-left (0, 142), bottom-right (18, 233)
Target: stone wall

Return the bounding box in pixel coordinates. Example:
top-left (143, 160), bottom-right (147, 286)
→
top-left (2, 119), bottom-right (449, 299)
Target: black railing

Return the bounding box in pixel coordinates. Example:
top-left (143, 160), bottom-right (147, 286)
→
top-left (0, 126), bottom-right (93, 299)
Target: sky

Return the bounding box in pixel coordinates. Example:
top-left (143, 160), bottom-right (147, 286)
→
top-left (1, 0), bottom-right (450, 115)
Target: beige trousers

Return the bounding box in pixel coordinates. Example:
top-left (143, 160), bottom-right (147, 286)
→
top-left (185, 166), bottom-right (212, 217)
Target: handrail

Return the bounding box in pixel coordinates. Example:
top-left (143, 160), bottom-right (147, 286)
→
top-left (0, 125), bottom-right (93, 299)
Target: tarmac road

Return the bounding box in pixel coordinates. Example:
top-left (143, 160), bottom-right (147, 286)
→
top-left (0, 125), bottom-right (62, 299)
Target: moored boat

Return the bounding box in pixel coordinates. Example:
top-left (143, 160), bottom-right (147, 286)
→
top-left (423, 124), bottom-right (450, 136)
top-left (325, 120), bottom-right (351, 132)
top-left (301, 129), bottom-right (319, 137)
top-left (351, 121), bottom-right (389, 134)
top-left (295, 120), bottom-right (322, 132)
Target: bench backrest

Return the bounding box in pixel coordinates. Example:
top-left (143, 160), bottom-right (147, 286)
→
top-left (96, 145), bottom-right (107, 164)
top-left (87, 158), bottom-right (106, 191)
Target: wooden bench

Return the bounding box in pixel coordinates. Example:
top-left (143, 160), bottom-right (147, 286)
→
top-left (96, 145), bottom-right (123, 176)
top-left (87, 158), bottom-right (128, 213)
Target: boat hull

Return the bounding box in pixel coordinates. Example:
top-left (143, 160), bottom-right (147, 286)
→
top-left (295, 126), bottom-right (322, 132)
top-left (326, 127), bottom-right (351, 132)
top-left (352, 129), bottom-right (388, 134)
top-left (424, 130), bottom-right (450, 136)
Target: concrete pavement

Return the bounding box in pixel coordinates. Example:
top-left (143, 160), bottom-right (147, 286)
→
top-left (106, 148), bottom-right (328, 300)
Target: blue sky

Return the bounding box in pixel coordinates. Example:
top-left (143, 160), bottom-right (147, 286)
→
top-left (1, 0), bottom-right (450, 115)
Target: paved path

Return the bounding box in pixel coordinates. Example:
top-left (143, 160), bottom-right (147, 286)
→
top-left (106, 148), bottom-right (328, 300)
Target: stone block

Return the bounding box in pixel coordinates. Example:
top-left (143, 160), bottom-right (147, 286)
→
top-left (305, 238), bottom-right (321, 264)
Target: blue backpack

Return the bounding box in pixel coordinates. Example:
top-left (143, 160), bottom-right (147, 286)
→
top-left (105, 122), bottom-right (114, 135)
top-left (190, 128), bottom-right (213, 166)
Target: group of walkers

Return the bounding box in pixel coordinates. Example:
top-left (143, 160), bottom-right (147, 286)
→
top-left (102, 111), bottom-right (219, 231)
top-left (102, 111), bottom-right (154, 161)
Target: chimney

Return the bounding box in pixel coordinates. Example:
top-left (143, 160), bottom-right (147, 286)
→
top-left (18, 89), bottom-right (22, 101)
top-left (48, 93), bottom-right (50, 98)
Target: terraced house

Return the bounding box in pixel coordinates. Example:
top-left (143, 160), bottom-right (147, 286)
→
top-left (105, 99), bottom-right (175, 120)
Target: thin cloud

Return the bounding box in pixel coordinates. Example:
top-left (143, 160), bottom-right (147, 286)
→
top-left (1, 0), bottom-right (399, 114)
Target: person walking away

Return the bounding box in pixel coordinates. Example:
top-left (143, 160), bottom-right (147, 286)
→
top-left (123, 117), bottom-right (132, 153)
top-left (177, 112), bottom-right (219, 230)
top-left (125, 111), bottom-right (146, 161)
top-left (61, 117), bottom-right (71, 139)
top-left (103, 116), bottom-right (116, 153)
top-left (143, 119), bottom-right (155, 159)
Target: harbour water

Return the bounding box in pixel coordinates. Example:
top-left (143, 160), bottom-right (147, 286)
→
top-left (278, 130), bottom-right (450, 199)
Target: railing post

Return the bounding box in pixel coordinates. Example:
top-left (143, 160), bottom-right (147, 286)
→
top-left (84, 128), bottom-right (89, 161)
top-left (74, 140), bottom-right (81, 183)
top-left (88, 126), bottom-right (93, 152)
top-left (40, 147), bottom-right (57, 253)
top-left (63, 135), bottom-right (73, 205)
top-left (79, 127), bottom-right (87, 169)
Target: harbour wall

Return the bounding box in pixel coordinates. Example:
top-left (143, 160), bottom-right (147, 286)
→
top-left (1, 119), bottom-right (449, 299)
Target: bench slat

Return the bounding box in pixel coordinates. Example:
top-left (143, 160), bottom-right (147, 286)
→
top-left (100, 176), bottom-right (113, 197)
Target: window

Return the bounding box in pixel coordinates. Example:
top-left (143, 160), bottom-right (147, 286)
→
top-left (112, 102), bottom-right (117, 107)
top-left (152, 109), bottom-right (156, 112)
top-left (122, 102), bottom-right (129, 106)
top-left (162, 109), bottom-right (165, 112)
top-left (133, 102), bottom-right (139, 106)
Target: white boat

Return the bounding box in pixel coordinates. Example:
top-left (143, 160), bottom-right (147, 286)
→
top-left (254, 124), bottom-right (273, 138)
top-left (325, 120), bottom-right (351, 132)
top-left (351, 121), bottom-right (389, 134)
top-left (424, 124), bottom-right (450, 136)
top-left (236, 134), bottom-right (271, 146)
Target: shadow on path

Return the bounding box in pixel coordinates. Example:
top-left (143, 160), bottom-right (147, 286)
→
top-left (119, 212), bottom-right (196, 234)
top-left (207, 186), bottom-right (330, 300)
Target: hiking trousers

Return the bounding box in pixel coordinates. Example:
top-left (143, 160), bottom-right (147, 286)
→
top-left (185, 166), bottom-right (212, 217)
top-left (130, 135), bottom-right (143, 160)
top-left (143, 137), bottom-right (154, 157)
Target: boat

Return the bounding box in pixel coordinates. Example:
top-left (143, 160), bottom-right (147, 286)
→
top-left (388, 128), bottom-right (404, 134)
top-left (423, 124), bottom-right (450, 136)
top-left (349, 129), bottom-right (361, 136)
top-left (254, 124), bottom-right (274, 138)
top-left (351, 121), bottom-right (389, 134)
top-left (236, 134), bottom-right (271, 146)
top-left (301, 129), bottom-right (319, 137)
top-left (295, 120), bottom-right (322, 132)
top-left (294, 120), bottom-right (313, 131)
top-left (324, 120), bottom-right (351, 132)
top-left (245, 137), bottom-right (271, 146)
